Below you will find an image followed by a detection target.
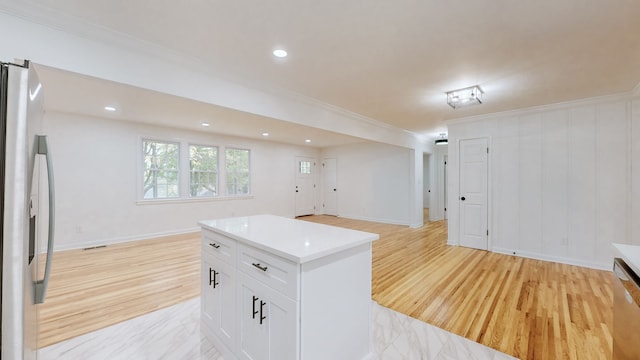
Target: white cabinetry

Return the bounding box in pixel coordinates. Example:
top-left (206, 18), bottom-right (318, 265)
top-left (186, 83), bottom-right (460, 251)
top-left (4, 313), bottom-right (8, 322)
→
top-left (201, 248), bottom-right (236, 347)
top-left (237, 271), bottom-right (297, 360)
top-left (201, 232), bottom-right (237, 352)
top-left (199, 215), bottom-right (378, 360)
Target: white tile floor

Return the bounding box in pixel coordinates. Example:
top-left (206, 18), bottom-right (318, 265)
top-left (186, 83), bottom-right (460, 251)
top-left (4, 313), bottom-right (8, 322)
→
top-left (39, 298), bottom-right (517, 360)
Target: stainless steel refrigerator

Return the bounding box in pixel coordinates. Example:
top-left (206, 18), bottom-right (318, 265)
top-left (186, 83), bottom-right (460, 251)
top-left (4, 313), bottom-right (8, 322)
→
top-left (1, 60), bottom-right (55, 359)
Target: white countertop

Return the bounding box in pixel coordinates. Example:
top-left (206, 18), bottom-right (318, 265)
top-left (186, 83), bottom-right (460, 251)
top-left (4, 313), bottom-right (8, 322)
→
top-left (198, 214), bottom-right (379, 263)
top-left (613, 243), bottom-right (640, 275)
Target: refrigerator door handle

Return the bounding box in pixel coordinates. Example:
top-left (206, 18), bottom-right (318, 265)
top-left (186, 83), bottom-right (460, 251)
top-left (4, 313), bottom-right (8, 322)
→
top-left (34, 135), bottom-right (55, 304)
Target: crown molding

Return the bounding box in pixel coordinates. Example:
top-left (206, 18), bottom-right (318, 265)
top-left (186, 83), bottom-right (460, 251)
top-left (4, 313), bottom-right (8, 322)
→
top-left (633, 81), bottom-right (640, 97)
top-left (447, 91), bottom-right (634, 126)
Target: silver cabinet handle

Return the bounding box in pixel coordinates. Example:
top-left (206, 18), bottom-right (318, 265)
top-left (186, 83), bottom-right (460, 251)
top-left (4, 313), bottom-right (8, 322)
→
top-left (34, 135), bottom-right (55, 304)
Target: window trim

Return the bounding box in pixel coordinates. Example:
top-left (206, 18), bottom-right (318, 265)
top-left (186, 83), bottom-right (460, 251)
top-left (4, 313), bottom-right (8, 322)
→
top-left (141, 138), bottom-right (181, 200)
top-left (136, 194), bottom-right (253, 206)
top-left (137, 137), bottom-right (253, 204)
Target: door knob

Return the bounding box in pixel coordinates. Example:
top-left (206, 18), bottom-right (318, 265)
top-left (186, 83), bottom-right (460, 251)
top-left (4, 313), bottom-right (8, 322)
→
top-left (460, 196), bottom-right (466, 201)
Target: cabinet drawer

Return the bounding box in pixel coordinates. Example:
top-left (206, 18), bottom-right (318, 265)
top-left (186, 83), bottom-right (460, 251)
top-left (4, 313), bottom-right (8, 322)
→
top-left (202, 230), bottom-right (236, 264)
top-left (237, 243), bottom-right (299, 300)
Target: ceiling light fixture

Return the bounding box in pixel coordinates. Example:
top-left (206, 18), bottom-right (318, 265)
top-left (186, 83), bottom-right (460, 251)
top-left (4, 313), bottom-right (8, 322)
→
top-left (201, 122), bottom-right (210, 127)
top-left (446, 85), bottom-right (483, 109)
top-left (305, 139), bottom-right (311, 143)
top-left (104, 106), bottom-right (116, 111)
top-left (435, 133), bottom-right (448, 146)
top-left (273, 49), bottom-right (288, 58)
top-left (262, 132), bottom-right (269, 137)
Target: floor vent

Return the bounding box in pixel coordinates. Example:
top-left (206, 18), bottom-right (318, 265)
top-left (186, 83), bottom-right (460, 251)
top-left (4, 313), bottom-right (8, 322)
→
top-left (83, 245), bottom-right (107, 251)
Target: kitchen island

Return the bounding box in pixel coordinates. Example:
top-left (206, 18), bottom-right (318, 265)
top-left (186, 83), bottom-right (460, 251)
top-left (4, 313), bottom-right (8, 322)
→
top-left (198, 214), bottom-right (379, 360)
top-left (612, 243), bottom-right (640, 275)
top-left (611, 243), bottom-right (640, 359)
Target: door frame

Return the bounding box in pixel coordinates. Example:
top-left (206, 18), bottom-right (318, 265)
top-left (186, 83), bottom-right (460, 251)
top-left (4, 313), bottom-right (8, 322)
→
top-left (294, 156), bottom-right (317, 217)
top-left (455, 136), bottom-right (492, 251)
top-left (321, 157), bottom-right (338, 216)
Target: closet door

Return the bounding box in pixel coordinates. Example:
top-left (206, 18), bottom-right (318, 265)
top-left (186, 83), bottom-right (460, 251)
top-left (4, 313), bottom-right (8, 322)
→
top-left (459, 137), bottom-right (488, 250)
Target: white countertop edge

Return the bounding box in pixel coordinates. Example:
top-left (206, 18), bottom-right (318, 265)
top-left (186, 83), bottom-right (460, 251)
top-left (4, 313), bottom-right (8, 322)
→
top-left (209, 227), bottom-right (378, 263)
top-left (198, 218), bottom-right (379, 264)
top-left (612, 243), bottom-right (640, 276)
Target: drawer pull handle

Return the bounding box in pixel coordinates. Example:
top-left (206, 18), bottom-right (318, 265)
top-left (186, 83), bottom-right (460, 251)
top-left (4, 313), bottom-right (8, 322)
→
top-left (252, 296), bottom-right (259, 319)
top-left (209, 243), bottom-right (220, 249)
top-left (251, 295), bottom-right (267, 324)
top-left (252, 263), bottom-right (268, 272)
top-left (259, 300), bottom-right (266, 324)
top-left (209, 268), bottom-right (219, 288)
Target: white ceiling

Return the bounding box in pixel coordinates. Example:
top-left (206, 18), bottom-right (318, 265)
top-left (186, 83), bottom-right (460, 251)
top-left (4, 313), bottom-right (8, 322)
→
top-left (5, 0), bottom-right (640, 145)
top-left (34, 64), bottom-right (365, 148)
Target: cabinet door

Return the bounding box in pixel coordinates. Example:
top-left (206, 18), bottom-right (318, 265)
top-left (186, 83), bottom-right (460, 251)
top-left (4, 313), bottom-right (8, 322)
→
top-left (201, 251), bottom-right (236, 348)
top-left (237, 272), bottom-right (298, 360)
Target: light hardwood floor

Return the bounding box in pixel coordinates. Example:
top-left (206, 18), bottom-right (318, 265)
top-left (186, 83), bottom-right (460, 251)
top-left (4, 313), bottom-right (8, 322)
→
top-left (39, 212), bottom-right (613, 359)
top-left (38, 233), bottom-right (201, 347)
top-left (301, 212), bottom-right (613, 360)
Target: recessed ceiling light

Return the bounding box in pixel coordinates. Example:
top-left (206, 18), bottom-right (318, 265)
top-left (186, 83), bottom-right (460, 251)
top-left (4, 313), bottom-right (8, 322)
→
top-left (262, 132), bottom-right (269, 137)
top-left (273, 49), bottom-right (288, 58)
top-left (104, 106), bottom-right (116, 112)
top-left (305, 139), bottom-right (311, 143)
top-left (201, 122), bottom-right (210, 127)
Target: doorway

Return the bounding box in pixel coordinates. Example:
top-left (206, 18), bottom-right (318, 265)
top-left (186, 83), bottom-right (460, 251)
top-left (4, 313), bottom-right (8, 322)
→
top-left (444, 155), bottom-right (448, 220)
top-left (423, 153), bottom-right (430, 211)
top-left (458, 138), bottom-right (488, 250)
top-left (294, 157), bottom-right (315, 217)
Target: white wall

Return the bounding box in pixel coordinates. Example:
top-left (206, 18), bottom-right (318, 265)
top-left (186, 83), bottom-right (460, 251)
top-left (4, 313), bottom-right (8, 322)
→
top-left (44, 112), bottom-right (319, 250)
top-left (447, 94), bottom-right (638, 270)
top-left (321, 142), bottom-right (413, 225)
top-left (409, 148), bottom-right (424, 228)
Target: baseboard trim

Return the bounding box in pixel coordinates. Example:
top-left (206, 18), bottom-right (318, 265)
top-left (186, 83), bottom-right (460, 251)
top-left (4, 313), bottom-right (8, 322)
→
top-left (336, 213), bottom-right (410, 226)
top-left (54, 227), bottom-right (201, 251)
top-left (492, 247), bottom-right (611, 271)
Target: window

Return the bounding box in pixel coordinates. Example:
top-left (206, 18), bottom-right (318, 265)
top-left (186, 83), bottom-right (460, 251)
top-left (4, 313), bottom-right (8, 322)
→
top-left (299, 160), bottom-right (311, 174)
top-left (189, 145), bottom-right (218, 197)
top-left (142, 140), bottom-right (179, 199)
top-left (139, 140), bottom-right (252, 202)
top-left (225, 148), bottom-right (250, 195)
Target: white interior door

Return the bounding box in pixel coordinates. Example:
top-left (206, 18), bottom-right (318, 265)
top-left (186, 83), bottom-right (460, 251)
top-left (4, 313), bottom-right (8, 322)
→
top-left (444, 155), bottom-right (448, 220)
top-left (294, 157), bottom-right (315, 217)
top-left (459, 138), bottom-right (488, 250)
top-left (322, 158), bottom-right (337, 216)
top-left (423, 154), bottom-right (430, 209)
